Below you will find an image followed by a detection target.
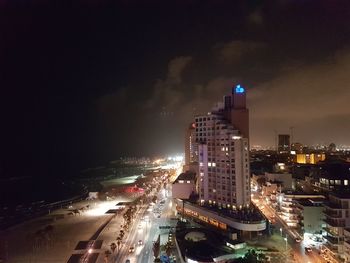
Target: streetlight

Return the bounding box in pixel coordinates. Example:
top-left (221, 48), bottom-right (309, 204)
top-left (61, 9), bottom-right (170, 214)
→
top-left (284, 236), bottom-right (288, 251)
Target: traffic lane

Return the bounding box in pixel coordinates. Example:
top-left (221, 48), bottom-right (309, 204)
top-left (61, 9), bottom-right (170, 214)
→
top-left (117, 205), bottom-right (148, 263)
top-left (138, 212), bottom-right (160, 263)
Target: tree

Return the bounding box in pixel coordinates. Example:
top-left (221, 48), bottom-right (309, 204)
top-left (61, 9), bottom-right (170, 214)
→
top-left (256, 177), bottom-right (266, 187)
top-left (152, 235), bottom-right (160, 260)
top-left (116, 238), bottom-right (121, 251)
top-left (235, 249), bottom-right (267, 263)
top-left (165, 241), bottom-right (172, 257)
top-left (110, 243), bottom-right (116, 253)
top-left (104, 250), bottom-right (111, 263)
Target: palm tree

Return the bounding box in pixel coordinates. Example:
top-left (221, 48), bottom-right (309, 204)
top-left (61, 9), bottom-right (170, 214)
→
top-left (104, 249), bottom-right (112, 263)
top-left (110, 243), bottom-right (117, 253)
top-left (165, 241), bottom-right (172, 257)
top-left (116, 237), bottom-right (122, 251)
top-left (153, 235), bottom-right (160, 261)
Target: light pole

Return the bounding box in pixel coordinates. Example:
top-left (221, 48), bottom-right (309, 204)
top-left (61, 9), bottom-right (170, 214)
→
top-left (284, 236), bottom-right (288, 251)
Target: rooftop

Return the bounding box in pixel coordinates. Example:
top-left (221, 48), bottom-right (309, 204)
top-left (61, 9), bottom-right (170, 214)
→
top-left (296, 198), bottom-right (324, 207)
top-left (176, 227), bottom-right (235, 262)
top-left (174, 171), bottom-right (196, 183)
top-left (186, 200), bottom-right (265, 223)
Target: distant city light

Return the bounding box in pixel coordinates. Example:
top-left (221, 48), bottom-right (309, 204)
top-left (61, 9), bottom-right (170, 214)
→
top-left (235, 84), bottom-right (245, 93)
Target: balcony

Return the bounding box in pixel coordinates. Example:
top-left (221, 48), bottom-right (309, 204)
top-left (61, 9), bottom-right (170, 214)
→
top-left (323, 226), bottom-right (340, 237)
top-left (324, 218), bottom-right (345, 227)
top-left (345, 228), bottom-right (350, 237)
top-left (324, 242), bottom-right (339, 253)
top-left (324, 202), bottom-right (343, 210)
top-left (344, 239), bottom-right (350, 248)
top-left (324, 209), bottom-right (342, 219)
top-left (324, 235), bottom-right (342, 245)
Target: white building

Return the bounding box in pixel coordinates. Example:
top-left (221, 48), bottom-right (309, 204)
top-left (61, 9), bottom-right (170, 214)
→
top-left (172, 171), bottom-right (196, 199)
top-left (195, 85), bottom-right (250, 208)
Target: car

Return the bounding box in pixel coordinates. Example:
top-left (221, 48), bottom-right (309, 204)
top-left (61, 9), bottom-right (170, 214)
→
top-left (305, 247), bottom-right (312, 253)
top-left (295, 238), bottom-right (302, 243)
top-left (138, 240), bottom-right (143, 245)
top-left (128, 246), bottom-right (135, 253)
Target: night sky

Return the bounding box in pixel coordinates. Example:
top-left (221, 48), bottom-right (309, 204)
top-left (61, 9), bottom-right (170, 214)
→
top-left (1, 1), bottom-right (350, 178)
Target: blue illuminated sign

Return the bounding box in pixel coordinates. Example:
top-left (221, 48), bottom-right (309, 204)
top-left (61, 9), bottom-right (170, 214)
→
top-left (235, 84), bottom-right (245, 93)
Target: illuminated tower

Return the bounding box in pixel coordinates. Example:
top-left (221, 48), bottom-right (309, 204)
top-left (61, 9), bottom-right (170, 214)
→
top-left (195, 85), bottom-right (250, 208)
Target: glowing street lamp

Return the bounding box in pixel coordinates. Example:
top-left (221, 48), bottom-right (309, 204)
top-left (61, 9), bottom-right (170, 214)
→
top-left (284, 236), bottom-right (288, 251)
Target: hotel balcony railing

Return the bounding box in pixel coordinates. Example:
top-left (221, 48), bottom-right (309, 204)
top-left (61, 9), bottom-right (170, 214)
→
top-left (344, 239), bottom-right (350, 248)
top-left (344, 228), bottom-right (350, 237)
top-left (324, 235), bottom-right (343, 245)
top-left (324, 218), bottom-right (345, 227)
top-left (324, 202), bottom-right (343, 210)
top-left (324, 241), bottom-right (339, 253)
top-left (323, 226), bottom-right (340, 237)
top-left (324, 209), bottom-right (342, 219)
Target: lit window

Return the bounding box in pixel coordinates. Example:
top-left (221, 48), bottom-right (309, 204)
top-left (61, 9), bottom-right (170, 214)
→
top-left (187, 180), bottom-right (191, 184)
top-left (345, 180), bottom-right (349, 186)
top-left (208, 162), bottom-right (212, 167)
top-left (200, 162), bottom-right (203, 167)
top-left (212, 163), bottom-right (216, 167)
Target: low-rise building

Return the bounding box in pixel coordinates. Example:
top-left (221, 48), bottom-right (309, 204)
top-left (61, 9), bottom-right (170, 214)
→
top-left (311, 160), bottom-right (350, 192)
top-left (295, 199), bottom-right (324, 236)
top-left (265, 172), bottom-right (293, 190)
top-left (294, 153), bottom-right (326, 164)
top-left (172, 171), bottom-right (197, 199)
top-left (276, 192), bottom-right (325, 229)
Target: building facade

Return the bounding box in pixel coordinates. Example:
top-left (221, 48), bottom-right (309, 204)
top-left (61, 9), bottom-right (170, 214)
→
top-left (194, 85), bottom-right (250, 208)
top-left (323, 193), bottom-right (350, 262)
top-left (278, 134), bottom-right (290, 154)
top-left (185, 122), bottom-right (197, 166)
top-left (172, 171), bottom-right (197, 199)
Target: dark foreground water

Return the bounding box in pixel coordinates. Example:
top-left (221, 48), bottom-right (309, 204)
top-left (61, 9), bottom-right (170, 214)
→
top-left (0, 163), bottom-right (150, 230)
top-left (0, 176), bottom-right (86, 230)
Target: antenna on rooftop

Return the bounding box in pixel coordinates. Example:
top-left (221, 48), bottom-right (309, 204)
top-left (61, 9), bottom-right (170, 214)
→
top-left (290, 126), bottom-right (294, 145)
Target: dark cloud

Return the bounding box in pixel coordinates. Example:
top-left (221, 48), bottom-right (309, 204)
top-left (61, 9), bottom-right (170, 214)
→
top-left (2, 0), bottom-right (350, 178)
top-left (215, 40), bottom-right (267, 64)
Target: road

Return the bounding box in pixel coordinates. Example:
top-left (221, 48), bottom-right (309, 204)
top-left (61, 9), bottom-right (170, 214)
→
top-left (252, 193), bottom-right (328, 263)
top-left (115, 184), bottom-right (177, 263)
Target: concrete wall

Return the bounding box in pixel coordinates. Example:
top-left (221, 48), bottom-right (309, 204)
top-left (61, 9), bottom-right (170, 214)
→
top-left (172, 182), bottom-right (195, 199)
top-left (303, 205), bottom-right (324, 234)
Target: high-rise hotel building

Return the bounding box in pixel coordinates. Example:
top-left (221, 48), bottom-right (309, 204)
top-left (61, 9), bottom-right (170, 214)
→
top-left (194, 85), bottom-right (250, 208)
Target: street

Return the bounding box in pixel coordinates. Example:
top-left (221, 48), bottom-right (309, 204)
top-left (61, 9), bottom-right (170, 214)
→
top-left (252, 192), bottom-right (327, 263)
